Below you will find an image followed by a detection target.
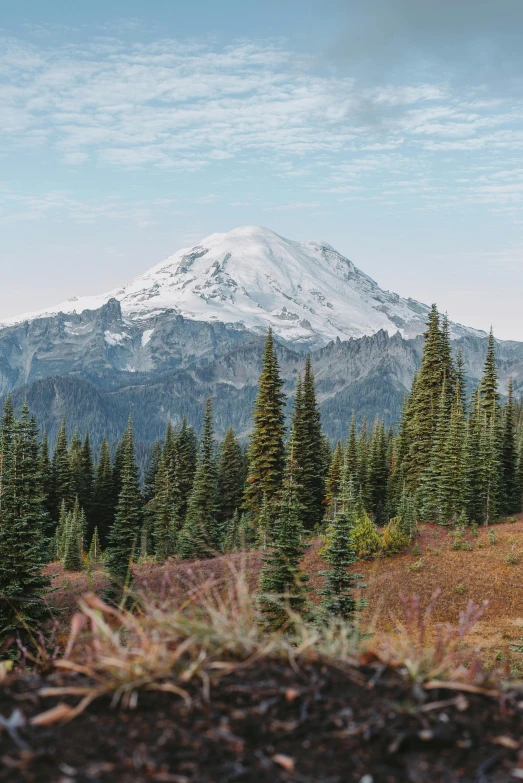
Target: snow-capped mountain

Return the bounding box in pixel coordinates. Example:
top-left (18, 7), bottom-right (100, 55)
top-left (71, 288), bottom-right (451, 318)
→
top-left (1, 226), bottom-right (480, 348)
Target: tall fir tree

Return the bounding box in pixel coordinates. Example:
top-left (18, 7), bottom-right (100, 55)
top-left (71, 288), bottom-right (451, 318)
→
top-left (178, 398), bottom-right (219, 558)
top-left (91, 438), bottom-right (115, 548)
top-left (438, 383), bottom-right (467, 523)
top-left (404, 306), bottom-right (447, 489)
top-left (500, 378), bottom-right (520, 515)
top-left (141, 439), bottom-right (162, 558)
top-left (480, 329), bottom-right (500, 423)
top-left (418, 381), bottom-right (450, 523)
top-left (218, 427), bottom-right (244, 527)
top-left (258, 430), bottom-right (309, 630)
top-left (464, 391), bottom-right (484, 523)
top-left (344, 412), bottom-right (358, 487)
top-left (112, 435), bottom-right (126, 512)
top-left (105, 417), bottom-right (142, 602)
top-left (0, 399), bottom-right (50, 639)
top-left (38, 429), bottom-right (55, 531)
top-left (173, 417), bottom-right (198, 521)
top-left (69, 429), bottom-right (83, 502)
top-left (318, 478), bottom-right (365, 624)
top-left (455, 348), bottom-right (468, 415)
top-left (367, 417), bottom-right (389, 524)
top-left (50, 419), bottom-right (73, 523)
top-left (63, 499), bottom-right (83, 571)
top-left (152, 435), bottom-right (180, 561)
top-left (299, 356), bottom-right (325, 530)
top-left (244, 329), bottom-right (286, 517)
top-left (143, 440), bottom-right (162, 505)
top-left (79, 433), bottom-right (95, 533)
top-left (325, 441), bottom-right (343, 519)
top-left (357, 417), bottom-right (370, 509)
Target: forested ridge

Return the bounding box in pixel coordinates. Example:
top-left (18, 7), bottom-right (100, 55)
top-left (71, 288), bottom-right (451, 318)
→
top-left (0, 306), bottom-right (522, 637)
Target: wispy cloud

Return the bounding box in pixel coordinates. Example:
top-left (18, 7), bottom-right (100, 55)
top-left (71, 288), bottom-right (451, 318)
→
top-left (0, 35), bottom-right (522, 219)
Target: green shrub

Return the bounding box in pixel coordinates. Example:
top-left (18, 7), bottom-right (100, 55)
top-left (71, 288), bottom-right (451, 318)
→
top-left (351, 512), bottom-right (382, 559)
top-left (381, 517), bottom-right (410, 556)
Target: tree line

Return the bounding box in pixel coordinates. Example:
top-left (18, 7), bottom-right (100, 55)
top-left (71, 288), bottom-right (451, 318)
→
top-left (0, 311), bottom-right (522, 636)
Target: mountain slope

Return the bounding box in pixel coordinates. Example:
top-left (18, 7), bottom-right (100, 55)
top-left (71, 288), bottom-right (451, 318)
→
top-left (0, 226), bottom-right (482, 349)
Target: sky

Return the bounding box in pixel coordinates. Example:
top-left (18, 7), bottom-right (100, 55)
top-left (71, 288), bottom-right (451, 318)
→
top-left (1, 0), bottom-right (523, 338)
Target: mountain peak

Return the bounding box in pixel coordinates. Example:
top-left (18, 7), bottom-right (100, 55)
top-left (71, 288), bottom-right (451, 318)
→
top-left (0, 226), bottom-right (481, 347)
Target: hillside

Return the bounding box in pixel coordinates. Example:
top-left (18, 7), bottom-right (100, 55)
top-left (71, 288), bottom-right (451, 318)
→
top-left (45, 517), bottom-right (523, 665)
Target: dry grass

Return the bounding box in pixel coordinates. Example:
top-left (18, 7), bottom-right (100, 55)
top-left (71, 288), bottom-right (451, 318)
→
top-left (303, 516), bottom-right (523, 659)
top-left (43, 516), bottom-right (523, 668)
top-left (32, 548), bottom-right (505, 729)
top-left (36, 557), bottom-right (329, 722)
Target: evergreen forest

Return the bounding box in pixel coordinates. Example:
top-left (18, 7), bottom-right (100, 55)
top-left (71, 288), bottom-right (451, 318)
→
top-left (1, 306), bottom-right (522, 637)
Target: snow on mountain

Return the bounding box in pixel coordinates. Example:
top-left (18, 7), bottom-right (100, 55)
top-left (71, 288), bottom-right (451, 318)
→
top-left (0, 226), bottom-right (481, 348)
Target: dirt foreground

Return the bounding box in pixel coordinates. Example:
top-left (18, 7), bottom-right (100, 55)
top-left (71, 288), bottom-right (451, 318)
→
top-left (1, 658), bottom-right (523, 783)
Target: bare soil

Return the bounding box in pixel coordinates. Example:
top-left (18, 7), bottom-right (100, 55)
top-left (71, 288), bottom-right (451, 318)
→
top-left (2, 659), bottom-right (523, 782)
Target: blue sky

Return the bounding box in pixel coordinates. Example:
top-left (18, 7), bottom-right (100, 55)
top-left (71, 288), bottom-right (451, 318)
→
top-left (1, 0), bottom-right (523, 338)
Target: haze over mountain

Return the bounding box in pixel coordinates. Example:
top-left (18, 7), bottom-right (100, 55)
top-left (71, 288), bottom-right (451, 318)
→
top-left (1, 227), bottom-right (482, 350)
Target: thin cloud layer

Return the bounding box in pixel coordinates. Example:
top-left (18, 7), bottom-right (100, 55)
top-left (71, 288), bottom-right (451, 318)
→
top-left (1, 35), bottom-right (523, 225)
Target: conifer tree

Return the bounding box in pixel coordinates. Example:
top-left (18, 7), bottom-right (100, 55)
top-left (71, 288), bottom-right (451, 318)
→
top-left (258, 431), bottom-right (309, 630)
top-left (79, 433), bottom-right (95, 530)
top-left (357, 417), bottom-right (370, 508)
top-left (63, 500), bottom-right (83, 571)
top-left (455, 348), bottom-right (468, 415)
top-left (419, 381), bottom-right (449, 522)
top-left (501, 378), bottom-right (520, 515)
top-left (318, 479), bottom-right (365, 624)
top-left (397, 484), bottom-right (417, 538)
top-left (38, 429), bottom-right (55, 529)
top-left (255, 493), bottom-right (272, 548)
top-left (344, 412), bottom-right (358, 486)
top-left (440, 313), bottom-right (456, 407)
top-left (173, 417), bottom-right (198, 520)
top-left (244, 329), bottom-right (286, 516)
top-left (300, 357), bottom-right (325, 530)
top-left (69, 429), bottom-right (83, 501)
top-left (218, 427), bottom-right (244, 527)
top-left (178, 398), bottom-right (219, 558)
top-left (238, 512), bottom-right (255, 548)
top-left (404, 306), bottom-right (447, 488)
top-left (105, 418), bottom-right (142, 602)
top-left (0, 399), bottom-right (50, 639)
top-left (92, 438), bottom-right (115, 548)
top-left (152, 447), bottom-right (180, 561)
top-left (483, 414), bottom-right (502, 525)
top-left (480, 329), bottom-right (500, 422)
top-left (464, 391), bottom-right (484, 523)
top-left (141, 439), bottom-right (163, 558)
top-left (517, 442), bottom-right (523, 512)
top-left (320, 435), bottom-right (333, 482)
top-left (55, 500), bottom-right (69, 561)
top-left (438, 383), bottom-right (467, 523)
top-left (143, 440), bottom-right (162, 505)
top-left (50, 419), bottom-right (73, 522)
top-left (367, 417), bottom-right (388, 523)
top-left (325, 441), bottom-right (343, 518)
top-left (89, 527), bottom-right (102, 562)
top-left (112, 435), bottom-right (126, 511)
top-left (223, 509), bottom-right (241, 553)
top-left (388, 390), bottom-right (414, 516)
